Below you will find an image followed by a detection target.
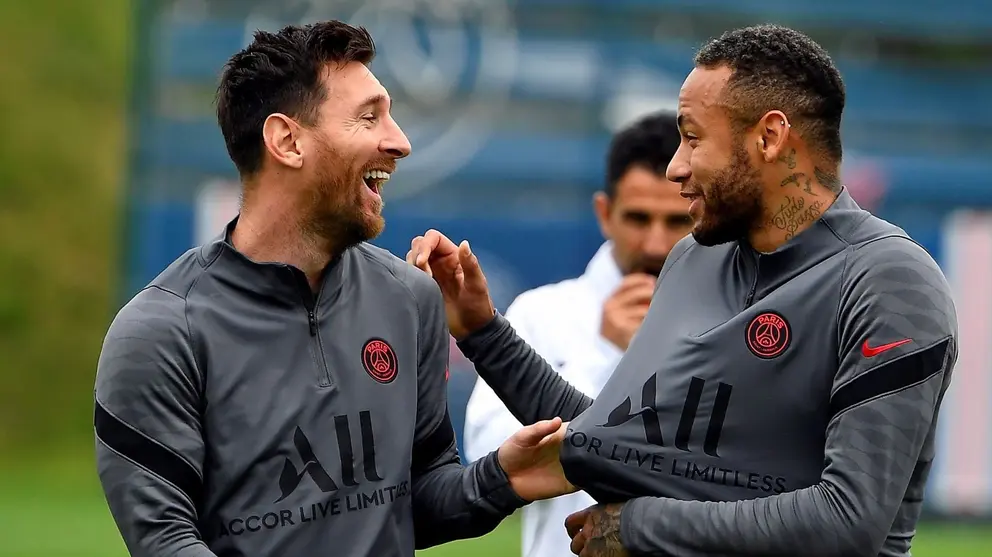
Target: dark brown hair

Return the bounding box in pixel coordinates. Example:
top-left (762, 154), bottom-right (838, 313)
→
top-left (215, 21), bottom-right (376, 177)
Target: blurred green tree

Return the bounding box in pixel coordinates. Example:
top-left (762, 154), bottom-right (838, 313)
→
top-left (0, 0), bottom-right (129, 457)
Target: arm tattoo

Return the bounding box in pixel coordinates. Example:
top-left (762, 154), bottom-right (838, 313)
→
top-left (583, 504), bottom-right (629, 556)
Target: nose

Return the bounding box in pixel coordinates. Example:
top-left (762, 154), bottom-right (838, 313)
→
top-left (381, 117), bottom-right (412, 159)
top-left (666, 143), bottom-right (691, 184)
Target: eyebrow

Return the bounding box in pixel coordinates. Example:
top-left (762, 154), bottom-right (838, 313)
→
top-left (359, 94), bottom-right (391, 110)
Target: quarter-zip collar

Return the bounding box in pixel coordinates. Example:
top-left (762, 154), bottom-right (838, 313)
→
top-left (736, 187), bottom-right (869, 307)
top-left (198, 216), bottom-right (346, 311)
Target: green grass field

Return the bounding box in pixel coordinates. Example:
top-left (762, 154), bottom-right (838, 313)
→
top-left (1, 457), bottom-right (990, 557)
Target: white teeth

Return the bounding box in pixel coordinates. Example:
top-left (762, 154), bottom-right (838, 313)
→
top-left (363, 170), bottom-right (391, 181)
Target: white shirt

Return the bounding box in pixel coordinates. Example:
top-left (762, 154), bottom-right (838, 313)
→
top-left (463, 241), bottom-right (625, 557)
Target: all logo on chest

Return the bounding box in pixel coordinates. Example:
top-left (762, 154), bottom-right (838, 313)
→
top-left (566, 306), bottom-right (799, 498)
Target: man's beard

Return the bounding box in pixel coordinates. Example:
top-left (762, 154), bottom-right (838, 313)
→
top-left (690, 139), bottom-right (764, 247)
top-left (301, 142), bottom-right (385, 254)
top-left (627, 258), bottom-right (666, 277)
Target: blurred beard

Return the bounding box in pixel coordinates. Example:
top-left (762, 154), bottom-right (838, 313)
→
top-left (626, 257), bottom-right (666, 277)
top-left (301, 139), bottom-right (385, 255)
top-left (690, 138), bottom-right (764, 247)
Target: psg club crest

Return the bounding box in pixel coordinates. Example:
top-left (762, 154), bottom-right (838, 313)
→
top-left (745, 311), bottom-right (791, 359)
top-left (362, 339), bottom-right (398, 384)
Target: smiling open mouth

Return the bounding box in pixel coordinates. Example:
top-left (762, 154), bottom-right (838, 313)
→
top-left (363, 170), bottom-right (390, 195)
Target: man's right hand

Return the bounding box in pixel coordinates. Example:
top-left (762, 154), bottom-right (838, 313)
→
top-left (601, 273), bottom-right (656, 351)
top-left (407, 229), bottom-right (496, 340)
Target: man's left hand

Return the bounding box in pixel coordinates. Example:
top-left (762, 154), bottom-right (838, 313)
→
top-left (565, 503), bottom-right (630, 556)
top-left (497, 417), bottom-right (576, 501)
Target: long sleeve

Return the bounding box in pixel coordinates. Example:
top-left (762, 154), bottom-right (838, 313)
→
top-left (464, 295), bottom-right (620, 463)
top-left (410, 278), bottom-right (526, 549)
top-left (463, 380), bottom-right (527, 464)
top-left (619, 237), bottom-right (958, 557)
top-left (457, 314), bottom-right (593, 426)
top-left (94, 287), bottom-right (216, 557)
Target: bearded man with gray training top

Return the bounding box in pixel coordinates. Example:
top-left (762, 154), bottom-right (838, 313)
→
top-left (407, 24), bottom-right (958, 557)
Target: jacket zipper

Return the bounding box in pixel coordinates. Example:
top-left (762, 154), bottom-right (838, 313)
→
top-left (744, 253), bottom-right (761, 308)
top-left (293, 269), bottom-right (332, 387)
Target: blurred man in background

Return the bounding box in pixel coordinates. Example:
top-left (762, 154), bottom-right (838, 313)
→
top-left (465, 113), bottom-right (692, 557)
top-left (93, 21), bottom-right (569, 557)
top-left (462, 112), bottom-right (690, 557)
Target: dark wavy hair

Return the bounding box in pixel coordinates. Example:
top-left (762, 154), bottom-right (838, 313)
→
top-left (605, 111), bottom-right (681, 199)
top-left (215, 21), bottom-right (376, 177)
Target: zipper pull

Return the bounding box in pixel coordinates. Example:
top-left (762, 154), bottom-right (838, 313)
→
top-left (744, 254), bottom-right (761, 308)
top-left (308, 311), bottom-right (317, 336)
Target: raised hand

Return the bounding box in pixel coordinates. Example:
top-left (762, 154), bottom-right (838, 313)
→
top-left (600, 273), bottom-right (656, 351)
top-left (407, 229), bottom-right (496, 339)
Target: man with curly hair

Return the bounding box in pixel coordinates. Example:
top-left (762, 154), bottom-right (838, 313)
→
top-left (408, 24), bottom-right (958, 556)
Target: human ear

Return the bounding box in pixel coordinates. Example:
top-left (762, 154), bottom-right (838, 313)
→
top-left (754, 110), bottom-right (792, 165)
top-left (261, 113), bottom-right (304, 170)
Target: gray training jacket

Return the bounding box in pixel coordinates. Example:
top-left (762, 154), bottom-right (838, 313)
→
top-left (458, 188), bottom-right (959, 557)
top-left (94, 219), bottom-right (525, 557)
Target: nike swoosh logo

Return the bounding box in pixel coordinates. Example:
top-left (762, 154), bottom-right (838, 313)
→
top-left (862, 338), bottom-right (912, 357)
